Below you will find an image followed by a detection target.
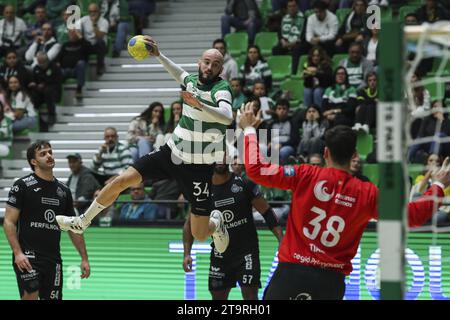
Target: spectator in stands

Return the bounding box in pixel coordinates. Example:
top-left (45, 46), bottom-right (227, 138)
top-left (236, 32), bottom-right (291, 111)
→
top-left (0, 104), bottom-right (13, 157)
top-left (100, 0), bottom-right (130, 58)
top-left (415, 0), bottom-right (450, 24)
top-left (164, 100), bottom-right (183, 143)
top-left (362, 27), bottom-right (379, 67)
top-left (338, 42), bottom-right (374, 90)
top-left (271, 0), bottom-right (306, 74)
top-left (238, 45), bottom-right (272, 94)
top-left (409, 73), bottom-right (431, 139)
top-left (230, 78), bottom-right (246, 111)
top-left (55, 9), bottom-right (71, 44)
top-left (350, 154), bottom-right (370, 182)
top-left (0, 50), bottom-right (31, 90)
top-left (92, 126), bottom-right (133, 185)
top-left (66, 153), bottom-right (100, 215)
top-left (213, 38), bottom-right (238, 81)
top-left (305, 0), bottom-right (339, 57)
top-left (307, 153), bottom-right (325, 166)
top-left (408, 100), bottom-right (450, 163)
top-left (128, 0), bottom-right (155, 35)
top-left (29, 52), bottom-right (62, 131)
top-left (404, 13), bottom-right (419, 26)
top-left (79, 3), bottom-right (109, 76)
top-left (127, 102), bottom-right (165, 162)
top-left (352, 71), bottom-right (378, 134)
top-left (252, 80), bottom-right (274, 121)
top-left (59, 29), bottom-right (90, 100)
top-left (45, 0), bottom-right (73, 25)
top-left (25, 5), bottom-right (48, 44)
top-left (269, 98), bottom-right (299, 165)
top-left (301, 46), bottom-right (333, 109)
top-left (148, 179), bottom-right (183, 219)
top-left (322, 66), bottom-right (358, 128)
top-left (0, 6), bottom-right (27, 57)
top-left (335, 0), bottom-right (369, 54)
top-left (297, 104), bottom-right (326, 158)
top-left (119, 182), bottom-right (160, 221)
top-left (6, 76), bottom-right (38, 133)
top-left (25, 23), bottom-right (61, 68)
top-left (221, 0), bottom-right (262, 44)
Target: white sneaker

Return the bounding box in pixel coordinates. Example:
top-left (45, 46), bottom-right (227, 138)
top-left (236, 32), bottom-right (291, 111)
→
top-left (56, 215), bottom-right (90, 234)
top-left (361, 124), bottom-right (370, 134)
top-left (352, 123), bottom-right (362, 131)
top-left (210, 210), bottom-right (229, 254)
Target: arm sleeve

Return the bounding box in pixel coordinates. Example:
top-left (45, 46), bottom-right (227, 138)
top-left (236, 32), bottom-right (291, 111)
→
top-left (25, 41), bottom-right (38, 63)
top-left (244, 127), bottom-right (301, 191)
top-left (201, 99), bottom-right (233, 125)
top-left (305, 16), bottom-right (313, 42)
top-left (156, 53), bottom-right (189, 85)
top-left (47, 43), bottom-right (62, 62)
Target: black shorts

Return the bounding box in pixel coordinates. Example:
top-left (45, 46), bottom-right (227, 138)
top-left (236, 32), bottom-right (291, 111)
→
top-left (208, 249), bottom-right (261, 292)
top-left (263, 262), bottom-right (346, 300)
top-left (132, 144), bottom-right (214, 216)
top-left (13, 250), bottom-right (63, 300)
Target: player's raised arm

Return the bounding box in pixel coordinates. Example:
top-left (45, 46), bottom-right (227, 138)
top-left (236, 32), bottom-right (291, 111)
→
top-left (142, 35), bottom-right (189, 85)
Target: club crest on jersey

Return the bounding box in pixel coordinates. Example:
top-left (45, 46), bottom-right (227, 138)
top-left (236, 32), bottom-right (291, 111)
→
top-left (56, 187), bottom-right (66, 198)
top-left (23, 175), bottom-right (38, 187)
top-left (283, 166), bottom-right (295, 177)
top-left (231, 184), bottom-right (243, 193)
top-left (313, 180), bottom-right (335, 202)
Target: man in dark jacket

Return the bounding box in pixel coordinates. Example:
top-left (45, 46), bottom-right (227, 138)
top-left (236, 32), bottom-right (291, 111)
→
top-left (221, 0), bottom-right (262, 44)
top-left (29, 52), bottom-right (63, 130)
top-left (67, 153), bottom-right (100, 215)
top-left (415, 0), bottom-right (450, 23)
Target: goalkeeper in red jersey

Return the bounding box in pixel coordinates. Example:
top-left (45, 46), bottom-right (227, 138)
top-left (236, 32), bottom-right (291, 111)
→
top-left (238, 101), bottom-right (450, 300)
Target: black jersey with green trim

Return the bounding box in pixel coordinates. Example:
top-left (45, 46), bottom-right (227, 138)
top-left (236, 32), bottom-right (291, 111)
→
top-left (6, 173), bottom-right (75, 260)
top-left (211, 174), bottom-right (262, 256)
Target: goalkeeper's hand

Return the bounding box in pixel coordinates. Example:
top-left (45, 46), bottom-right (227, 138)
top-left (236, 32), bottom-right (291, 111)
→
top-left (142, 35), bottom-right (160, 57)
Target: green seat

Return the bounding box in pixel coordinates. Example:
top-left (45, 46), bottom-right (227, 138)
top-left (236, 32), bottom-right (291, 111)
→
top-left (429, 58), bottom-right (450, 77)
top-left (424, 80), bottom-right (445, 100)
top-left (116, 193), bottom-right (132, 208)
top-left (362, 164), bottom-right (379, 186)
top-left (380, 6), bottom-right (392, 21)
top-left (336, 8), bottom-right (351, 24)
top-left (356, 132), bottom-right (373, 161)
top-left (255, 32), bottom-right (278, 57)
top-left (225, 33), bottom-right (248, 58)
top-left (77, 0), bottom-right (100, 15)
top-left (280, 78), bottom-right (303, 108)
top-left (332, 53), bottom-right (347, 68)
top-left (292, 54), bottom-right (308, 79)
top-left (267, 55), bottom-right (292, 82)
top-left (398, 5), bottom-right (420, 21)
top-left (236, 54), bottom-right (246, 70)
top-left (164, 107), bottom-right (171, 122)
top-left (0, 0), bottom-right (18, 9)
top-left (304, 9), bottom-right (314, 18)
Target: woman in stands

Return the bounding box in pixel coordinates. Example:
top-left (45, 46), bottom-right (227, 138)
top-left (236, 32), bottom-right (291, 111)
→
top-left (127, 101), bottom-right (165, 162)
top-left (5, 76), bottom-right (37, 133)
top-left (238, 45), bottom-right (272, 95)
top-left (162, 100), bottom-right (183, 145)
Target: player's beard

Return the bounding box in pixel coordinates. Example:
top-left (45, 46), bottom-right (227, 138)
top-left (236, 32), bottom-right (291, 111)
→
top-left (214, 164), bottom-right (228, 175)
top-left (198, 67), bottom-right (219, 85)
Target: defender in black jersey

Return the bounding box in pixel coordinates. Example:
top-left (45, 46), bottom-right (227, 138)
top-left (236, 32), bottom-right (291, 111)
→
top-left (3, 141), bottom-right (90, 300)
top-left (183, 162), bottom-right (283, 300)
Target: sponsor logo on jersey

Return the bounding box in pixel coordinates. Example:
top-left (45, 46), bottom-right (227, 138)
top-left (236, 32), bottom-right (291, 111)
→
top-left (54, 263), bottom-right (61, 286)
top-left (34, 188), bottom-right (41, 192)
top-left (41, 197), bottom-right (60, 206)
top-left (283, 166), bottom-right (295, 177)
top-left (222, 210), bottom-right (235, 223)
top-left (44, 209), bottom-right (56, 223)
top-left (8, 195), bottom-right (16, 204)
top-left (10, 185), bottom-right (20, 193)
top-left (245, 254), bottom-right (253, 270)
top-left (231, 184), bottom-right (243, 193)
top-left (313, 180), bottom-right (335, 202)
top-left (56, 187), bottom-right (66, 198)
top-left (24, 250), bottom-right (36, 259)
top-left (292, 293), bottom-right (312, 300)
top-left (23, 176), bottom-right (38, 187)
top-left (335, 193), bottom-right (356, 208)
top-left (211, 266), bottom-right (220, 272)
top-left (30, 221), bottom-right (59, 231)
top-left (214, 198), bottom-right (235, 208)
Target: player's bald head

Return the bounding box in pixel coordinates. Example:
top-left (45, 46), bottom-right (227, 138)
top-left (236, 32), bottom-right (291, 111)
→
top-left (202, 49), bottom-right (224, 65)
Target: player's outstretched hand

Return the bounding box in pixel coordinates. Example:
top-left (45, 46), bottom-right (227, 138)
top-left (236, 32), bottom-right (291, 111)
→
top-left (238, 101), bottom-right (260, 129)
top-left (142, 35), bottom-right (160, 57)
top-left (81, 259), bottom-right (91, 279)
top-left (434, 157), bottom-right (450, 188)
top-left (183, 255), bottom-right (193, 272)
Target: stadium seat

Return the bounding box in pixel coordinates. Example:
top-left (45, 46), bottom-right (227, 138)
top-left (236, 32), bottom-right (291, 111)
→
top-left (267, 55), bottom-right (292, 82)
top-left (304, 9), bottom-right (314, 18)
top-left (116, 193), bottom-right (132, 208)
top-left (429, 58), bottom-right (450, 77)
top-left (0, 0), bottom-right (17, 9)
top-left (236, 54), bottom-right (246, 70)
top-left (332, 53), bottom-right (347, 69)
top-left (280, 78), bottom-right (303, 108)
top-left (398, 5), bottom-right (420, 21)
top-left (424, 80), bottom-right (445, 100)
top-left (356, 132), bottom-right (373, 161)
top-left (291, 54), bottom-right (308, 79)
top-left (224, 33), bottom-right (248, 58)
top-left (408, 164), bottom-right (423, 182)
top-left (336, 8), bottom-right (351, 25)
top-left (255, 32), bottom-right (278, 57)
top-left (380, 7), bottom-right (392, 21)
top-left (362, 164), bottom-right (379, 186)
top-left (78, 0), bottom-right (100, 15)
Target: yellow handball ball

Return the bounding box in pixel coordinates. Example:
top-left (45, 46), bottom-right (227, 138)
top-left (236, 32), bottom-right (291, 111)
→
top-left (127, 35), bottom-right (152, 61)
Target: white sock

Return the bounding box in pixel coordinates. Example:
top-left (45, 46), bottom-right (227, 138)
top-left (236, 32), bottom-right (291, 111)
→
top-left (81, 200), bottom-right (106, 223)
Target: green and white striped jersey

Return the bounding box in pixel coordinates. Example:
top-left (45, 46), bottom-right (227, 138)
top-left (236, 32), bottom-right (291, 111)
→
top-left (167, 74), bottom-right (233, 164)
